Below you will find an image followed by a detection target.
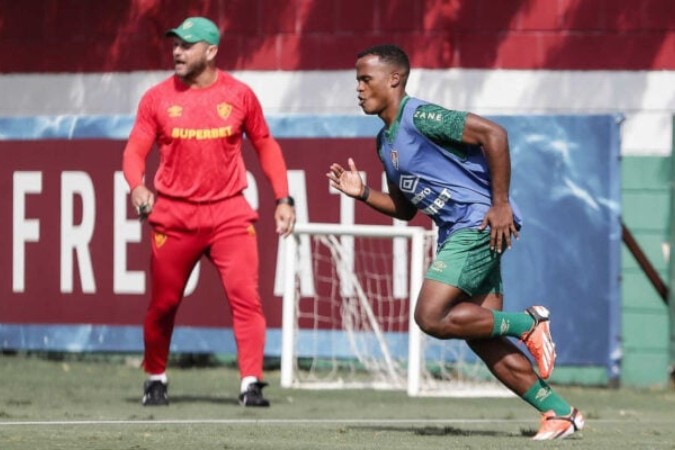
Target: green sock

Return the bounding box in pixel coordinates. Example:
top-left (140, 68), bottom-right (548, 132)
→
top-left (522, 378), bottom-right (572, 416)
top-left (490, 310), bottom-right (535, 338)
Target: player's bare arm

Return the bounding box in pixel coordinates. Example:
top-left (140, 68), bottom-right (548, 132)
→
top-left (327, 157), bottom-right (416, 221)
top-left (383, 181), bottom-right (417, 220)
top-left (461, 113), bottom-right (519, 252)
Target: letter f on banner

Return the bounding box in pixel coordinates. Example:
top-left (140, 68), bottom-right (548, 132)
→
top-left (13, 171), bottom-right (42, 293)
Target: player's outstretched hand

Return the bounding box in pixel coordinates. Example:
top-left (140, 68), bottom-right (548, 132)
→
top-left (327, 158), bottom-right (365, 199)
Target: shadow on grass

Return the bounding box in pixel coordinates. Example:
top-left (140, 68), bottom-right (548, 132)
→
top-left (125, 395), bottom-right (240, 405)
top-left (348, 425), bottom-right (534, 438)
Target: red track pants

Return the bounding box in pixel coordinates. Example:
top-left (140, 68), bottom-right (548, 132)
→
top-left (143, 194), bottom-right (266, 380)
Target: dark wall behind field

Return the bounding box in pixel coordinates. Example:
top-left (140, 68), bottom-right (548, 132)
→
top-left (1, 0), bottom-right (674, 72)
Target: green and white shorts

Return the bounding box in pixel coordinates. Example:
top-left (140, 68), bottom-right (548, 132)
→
top-left (425, 229), bottom-right (503, 296)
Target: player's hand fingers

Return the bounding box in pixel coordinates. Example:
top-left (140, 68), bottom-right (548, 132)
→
top-left (491, 228), bottom-right (501, 253)
top-left (511, 224), bottom-right (519, 241)
top-left (326, 171), bottom-right (341, 183)
top-left (132, 187), bottom-right (153, 208)
top-left (277, 219), bottom-right (294, 237)
top-left (328, 163), bottom-right (343, 175)
top-left (275, 206), bottom-right (296, 237)
top-left (502, 229), bottom-right (511, 251)
top-left (327, 164), bottom-right (346, 184)
top-left (347, 158), bottom-right (358, 172)
top-left (141, 193), bottom-right (155, 214)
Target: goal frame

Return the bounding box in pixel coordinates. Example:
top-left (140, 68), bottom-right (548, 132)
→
top-left (280, 222), bottom-right (427, 396)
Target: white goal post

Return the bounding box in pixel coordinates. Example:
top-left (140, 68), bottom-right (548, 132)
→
top-left (280, 222), bottom-right (511, 397)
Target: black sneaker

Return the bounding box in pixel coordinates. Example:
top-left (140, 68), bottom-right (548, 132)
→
top-left (239, 381), bottom-right (270, 407)
top-left (142, 380), bottom-right (169, 406)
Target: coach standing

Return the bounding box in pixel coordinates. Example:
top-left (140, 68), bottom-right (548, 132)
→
top-left (122, 16), bottom-right (295, 407)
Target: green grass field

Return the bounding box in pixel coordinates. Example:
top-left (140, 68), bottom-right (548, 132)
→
top-left (1, 353), bottom-right (674, 450)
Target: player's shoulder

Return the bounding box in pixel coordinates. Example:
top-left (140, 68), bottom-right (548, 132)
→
top-left (142, 74), bottom-right (179, 99)
top-left (402, 97), bottom-right (436, 121)
top-left (217, 70), bottom-right (254, 94)
top-left (409, 98), bottom-right (466, 122)
top-left (156, 73), bottom-right (180, 89)
top-left (408, 97), bottom-right (459, 113)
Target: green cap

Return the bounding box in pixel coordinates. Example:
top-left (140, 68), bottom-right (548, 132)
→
top-left (166, 17), bottom-right (220, 45)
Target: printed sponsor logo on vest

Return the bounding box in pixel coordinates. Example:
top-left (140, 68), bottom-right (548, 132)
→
top-left (168, 105), bottom-right (182, 118)
top-left (399, 175), bottom-right (419, 193)
top-left (410, 187), bottom-right (431, 205)
top-left (413, 110), bottom-right (443, 121)
top-left (171, 127), bottom-right (233, 139)
top-left (423, 188), bottom-right (451, 215)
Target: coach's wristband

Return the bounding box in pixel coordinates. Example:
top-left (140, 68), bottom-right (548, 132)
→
top-left (276, 196), bottom-right (295, 207)
top-left (358, 186), bottom-right (370, 202)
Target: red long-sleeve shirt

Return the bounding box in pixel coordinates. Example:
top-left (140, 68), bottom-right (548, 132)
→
top-left (123, 70), bottom-right (289, 202)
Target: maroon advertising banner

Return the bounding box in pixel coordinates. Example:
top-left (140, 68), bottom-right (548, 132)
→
top-left (0, 139), bottom-right (431, 330)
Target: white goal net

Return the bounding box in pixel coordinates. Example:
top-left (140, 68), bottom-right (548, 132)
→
top-left (280, 222), bottom-right (511, 397)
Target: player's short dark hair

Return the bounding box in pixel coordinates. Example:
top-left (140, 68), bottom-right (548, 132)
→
top-left (357, 44), bottom-right (411, 79)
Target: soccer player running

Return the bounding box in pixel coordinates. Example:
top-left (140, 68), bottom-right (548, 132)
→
top-left (122, 17), bottom-right (296, 407)
top-left (327, 44), bottom-right (584, 440)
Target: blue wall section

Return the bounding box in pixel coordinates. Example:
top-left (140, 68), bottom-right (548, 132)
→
top-left (498, 115), bottom-right (622, 374)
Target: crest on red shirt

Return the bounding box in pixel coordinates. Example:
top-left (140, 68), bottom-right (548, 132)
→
top-left (217, 103), bottom-right (232, 120)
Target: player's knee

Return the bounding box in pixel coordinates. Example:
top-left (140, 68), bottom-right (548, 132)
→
top-left (415, 309), bottom-right (463, 339)
top-left (227, 290), bottom-right (265, 321)
top-left (148, 297), bottom-right (181, 318)
top-left (415, 311), bottom-right (446, 339)
top-left (413, 307), bottom-right (427, 331)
